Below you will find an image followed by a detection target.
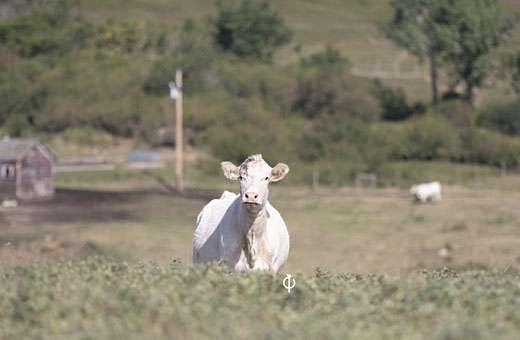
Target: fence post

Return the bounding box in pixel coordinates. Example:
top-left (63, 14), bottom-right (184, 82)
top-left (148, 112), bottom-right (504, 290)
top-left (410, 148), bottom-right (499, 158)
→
top-left (312, 170), bottom-right (319, 190)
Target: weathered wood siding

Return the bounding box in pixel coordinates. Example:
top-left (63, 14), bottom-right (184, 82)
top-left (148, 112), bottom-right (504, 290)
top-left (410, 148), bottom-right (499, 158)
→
top-left (18, 146), bottom-right (54, 200)
top-left (0, 161), bottom-right (17, 200)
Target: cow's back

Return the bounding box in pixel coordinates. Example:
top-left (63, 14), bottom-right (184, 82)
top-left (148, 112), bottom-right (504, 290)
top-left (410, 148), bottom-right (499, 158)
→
top-left (193, 191), bottom-right (238, 263)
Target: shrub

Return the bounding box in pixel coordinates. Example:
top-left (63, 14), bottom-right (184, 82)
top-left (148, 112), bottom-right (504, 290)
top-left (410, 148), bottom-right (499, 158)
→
top-left (0, 60), bottom-right (48, 127)
top-left (60, 127), bottom-right (112, 147)
top-left (95, 20), bottom-right (140, 54)
top-left (298, 115), bottom-right (390, 171)
top-left (458, 128), bottom-right (520, 167)
top-left (0, 0), bottom-right (92, 58)
top-left (143, 20), bottom-right (217, 96)
top-left (215, 60), bottom-right (298, 115)
top-left (370, 122), bottom-right (409, 159)
top-left (434, 99), bottom-right (475, 127)
top-left (291, 47), bottom-right (382, 122)
top-left (478, 99), bottom-right (520, 135)
top-left (403, 115), bottom-right (460, 160)
top-left (201, 118), bottom-right (300, 165)
top-left (293, 46), bottom-right (351, 119)
top-left (372, 80), bottom-right (422, 121)
top-left (215, 0), bottom-right (292, 61)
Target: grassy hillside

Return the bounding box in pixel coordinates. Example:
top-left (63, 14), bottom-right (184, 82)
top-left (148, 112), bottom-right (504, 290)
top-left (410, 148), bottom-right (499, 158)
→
top-left (3, 0), bottom-right (520, 172)
top-left (75, 0), bottom-right (520, 101)
top-left (1, 259), bottom-right (519, 339)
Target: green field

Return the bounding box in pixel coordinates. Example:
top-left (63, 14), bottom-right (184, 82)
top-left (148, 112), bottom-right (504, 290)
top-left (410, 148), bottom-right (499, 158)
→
top-left (3, 1), bottom-right (520, 337)
top-left (1, 259), bottom-right (519, 339)
top-left (1, 164), bottom-right (520, 338)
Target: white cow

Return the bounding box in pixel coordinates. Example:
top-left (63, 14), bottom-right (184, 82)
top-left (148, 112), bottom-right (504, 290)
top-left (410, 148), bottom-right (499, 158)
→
top-left (410, 181), bottom-right (442, 203)
top-left (192, 154), bottom-right (290, 272)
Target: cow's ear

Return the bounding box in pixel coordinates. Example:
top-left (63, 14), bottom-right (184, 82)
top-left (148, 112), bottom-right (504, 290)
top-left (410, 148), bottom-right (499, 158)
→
top-left (271, 163), bottom-right (289, 182)
top-left (221, 161), bottom-right (240, 180)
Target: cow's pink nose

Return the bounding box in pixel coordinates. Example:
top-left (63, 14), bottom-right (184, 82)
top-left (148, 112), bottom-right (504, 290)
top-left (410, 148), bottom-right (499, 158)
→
top-left (244, 192), bottom-right (259, 201)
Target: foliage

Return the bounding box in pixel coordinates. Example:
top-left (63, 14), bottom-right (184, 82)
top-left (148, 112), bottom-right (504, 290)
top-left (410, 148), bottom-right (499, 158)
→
top-left (214, 0), bottom-right (292, 61)
top-left (386, 0), bottom-right (446, 62)
top-left (432, 99), bottom-right (475, 127)
top-left (0, 0), bottom-right (93, 58)
top-left (60, 127), bottom-right (113, 147)
top-left (0, 59), bottom-right (48, 135)
top-left (386, 0), bottom-right (514, 104)
top-left (385, 0), bottom-right (450, 104)
top-left (1, 0), bottom-right (520, 172)
top-left (441, 0), bottom-right (513, 103)
top-left (0, 258), bottom-right (519, 339)
top-left (478, 99), bottom-right (520, 135)
top-left (458, 127), bottom-right (520, 166)
top-left (298, 115), bottom-right (388, 171)
top-left (403, 115), bottom-right (460, 160)
top-left (511, 52), bottom-right (520, 95)
top-left (373, 80), bottom-right (425, 121)
top-left (143, 20), bottom-right (217, 96)
top-left (95, 20), bottom-right (140, 54)
top-left (293, 46), bottom-right (352, 119)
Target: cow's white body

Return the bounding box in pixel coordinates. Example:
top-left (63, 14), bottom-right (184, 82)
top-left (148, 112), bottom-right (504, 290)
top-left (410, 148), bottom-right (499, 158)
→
top-left (410, 181), bottom-right (442, 203)
top-left (193, 191), bottom-right (289, 272)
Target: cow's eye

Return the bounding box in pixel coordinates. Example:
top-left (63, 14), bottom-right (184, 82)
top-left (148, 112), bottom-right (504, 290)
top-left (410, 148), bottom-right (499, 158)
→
top-left (265, 177), bottom-right (269, 181)
top-left (238, 175), bottom-right (243, 180)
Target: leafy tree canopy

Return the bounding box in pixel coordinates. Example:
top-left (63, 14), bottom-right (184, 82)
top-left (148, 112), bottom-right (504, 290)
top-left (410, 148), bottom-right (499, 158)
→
top-left (215, 0), bottom-right (292, 62)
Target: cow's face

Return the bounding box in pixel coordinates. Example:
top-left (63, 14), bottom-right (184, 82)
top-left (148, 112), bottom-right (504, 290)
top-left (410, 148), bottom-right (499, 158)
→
top-left (221, 154), bottom-right (289, 212)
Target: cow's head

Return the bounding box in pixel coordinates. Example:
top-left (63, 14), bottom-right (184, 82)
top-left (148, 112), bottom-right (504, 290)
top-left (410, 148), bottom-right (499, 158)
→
top-left (221, 154), bottom-right (289, 212)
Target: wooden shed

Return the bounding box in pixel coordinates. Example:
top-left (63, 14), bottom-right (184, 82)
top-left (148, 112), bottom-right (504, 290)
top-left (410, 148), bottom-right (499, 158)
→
top-left (0, 137), bottom-right (57, 200)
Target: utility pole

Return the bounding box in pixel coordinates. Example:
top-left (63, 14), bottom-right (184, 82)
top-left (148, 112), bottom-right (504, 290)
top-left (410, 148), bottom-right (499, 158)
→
top-left (169, 69), bottom-right (184, 193)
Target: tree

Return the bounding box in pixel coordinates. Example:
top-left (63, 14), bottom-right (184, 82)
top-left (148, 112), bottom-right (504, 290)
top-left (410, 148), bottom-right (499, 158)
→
top-left (386, 0), bottom-right (449, 105)
top-left (143, 20), bottom-right (217, 95)
top-left (214, 0), bottom-right (292, 62)
top-left (0, 0), bottom-right (92, 58)
top-left (386, 0), bottom-right (513, 105)
top-left (443, 0), bottom-right (512, 104)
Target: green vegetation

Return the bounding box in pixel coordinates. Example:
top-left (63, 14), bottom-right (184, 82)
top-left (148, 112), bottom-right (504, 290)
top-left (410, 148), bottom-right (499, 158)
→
top-left (215, 0), bottom-right (292, 61)
top-left (2, 0), bottom-right (520, 177)
top-left (0, 259), bottom-right (518, 339)
top-left (479, 99), bottom-right (520, 135)
top-left (386, 0), bottom-right (513, 104)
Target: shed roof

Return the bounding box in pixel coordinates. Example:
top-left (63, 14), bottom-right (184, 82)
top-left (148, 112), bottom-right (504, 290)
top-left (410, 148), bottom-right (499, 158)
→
top-left (0, 137), bottom-right (57, 162)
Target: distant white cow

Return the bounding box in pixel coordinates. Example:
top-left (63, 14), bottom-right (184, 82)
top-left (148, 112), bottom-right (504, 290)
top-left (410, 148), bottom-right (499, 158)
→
top-left (410, 181), bottom-right (442, 203)
top-left (192, 154), bottom-right (290, 272)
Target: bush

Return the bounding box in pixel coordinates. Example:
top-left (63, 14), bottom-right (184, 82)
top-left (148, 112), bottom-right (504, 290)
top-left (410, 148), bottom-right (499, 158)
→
top-left (434, 99), bottom-right (475, 127)
top-left (201, 115), bottom-right (301, 165)
top-left (60, 127), bottom-right (112, 147)
top-left (0, 60), bottom-right (48, 127)
top-left (0, 0), bottom-right (92, 58)
top-left (403, 115), bottom-right (460, 160)
top-left (215, 0), bottom-right (292, 61)
top-left (293, 46), bottom-right (350, 119)
top-left (458, 128), bottom-right (520, 167)
top-left (372, 80), bottom-right (424, 121)
top-left (478, 99), bottom-right (520, 135)
top-left (143, 20), bottom-right (217, 96)
top-left (292, 47), bottom-right (380, 122)
top-left (95, 20), bottom-right (140, 54)
top-left (298, 115), bottom-right (389, 171)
